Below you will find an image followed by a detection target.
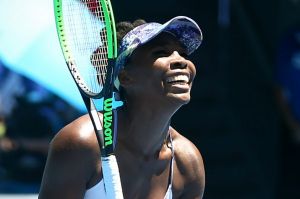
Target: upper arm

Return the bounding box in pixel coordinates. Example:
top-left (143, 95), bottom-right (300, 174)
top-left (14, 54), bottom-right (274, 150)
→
top-left (174, 134), bottom-right (205, 199)
top-left (39, 119), bottom-right (99, 199)
top-left (182, 150), bottom-right (205, 199)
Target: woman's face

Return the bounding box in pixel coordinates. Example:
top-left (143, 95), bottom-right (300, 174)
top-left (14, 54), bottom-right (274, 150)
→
top-left (121, 32), bottom-right (197, 106)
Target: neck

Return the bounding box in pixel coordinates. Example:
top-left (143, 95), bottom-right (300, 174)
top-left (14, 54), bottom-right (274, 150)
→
top-left (117, 100), bottom-right (176, 158)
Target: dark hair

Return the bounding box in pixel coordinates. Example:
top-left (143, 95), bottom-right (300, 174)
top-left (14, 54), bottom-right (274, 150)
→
top-left (116, 19), bottom-right (147, 48)
top-left (116, 19), bottom-right (146, 102)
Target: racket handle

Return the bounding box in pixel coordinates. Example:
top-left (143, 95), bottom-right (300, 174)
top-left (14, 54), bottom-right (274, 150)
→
top-left (102, 155), bottom-right (124, 199)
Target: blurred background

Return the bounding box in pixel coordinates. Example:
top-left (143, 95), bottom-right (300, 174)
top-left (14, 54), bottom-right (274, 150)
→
top-left (0, 0), bottom-right (300, 198)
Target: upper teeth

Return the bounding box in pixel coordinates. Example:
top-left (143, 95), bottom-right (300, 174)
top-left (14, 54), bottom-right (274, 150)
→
top-left (166, 75), bottom-right (189, 83)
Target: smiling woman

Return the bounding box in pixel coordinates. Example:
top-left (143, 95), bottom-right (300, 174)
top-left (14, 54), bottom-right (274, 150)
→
top-left (120, 32), bottom-right (196, 107)
top-left (39, 16), bottom-right (205, 199)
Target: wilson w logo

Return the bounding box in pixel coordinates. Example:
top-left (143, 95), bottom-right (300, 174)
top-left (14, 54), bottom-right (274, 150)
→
top-left (103, 98), bottom-right (113, 147)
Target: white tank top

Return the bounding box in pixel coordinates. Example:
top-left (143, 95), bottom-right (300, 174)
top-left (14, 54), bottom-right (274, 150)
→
top-left (84, 133), bottom-right (175, 199)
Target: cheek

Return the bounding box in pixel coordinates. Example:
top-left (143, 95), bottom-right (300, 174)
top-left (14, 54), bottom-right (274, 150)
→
top-left (126, 56), bottom-right (169, 89)
top-left (188, 61), bottom-right (197, 80)
top-left (135, 58), bottom-right (168, 80)
top-left (152, 58), bottom-right (169, 73)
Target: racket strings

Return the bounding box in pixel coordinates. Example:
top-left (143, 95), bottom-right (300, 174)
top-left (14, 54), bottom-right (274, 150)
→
top-left (91, 46), bottom-right (108, 86)
top-left (93, 0), bottom-right (109, 87)
top-left (63, 0), bottom-right (110, 95)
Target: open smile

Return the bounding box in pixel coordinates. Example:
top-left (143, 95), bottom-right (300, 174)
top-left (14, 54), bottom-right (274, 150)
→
top-left (164, 73), bottom-right (191, 92)
top-left (166, 74), bottom-right (189, 85)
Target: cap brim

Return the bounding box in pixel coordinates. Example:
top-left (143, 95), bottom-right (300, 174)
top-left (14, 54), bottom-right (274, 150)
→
top-left (141, 16), bottom-right (203, 55)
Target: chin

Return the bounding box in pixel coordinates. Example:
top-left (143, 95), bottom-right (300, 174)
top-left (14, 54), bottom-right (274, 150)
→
top-left (167, 93), bottom-right (191, 106)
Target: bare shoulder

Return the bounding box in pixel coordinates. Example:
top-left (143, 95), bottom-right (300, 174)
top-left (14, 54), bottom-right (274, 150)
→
top-left (48, 113), bottom-right (101, 176)
top-left (170, 128), bottom-right (204, 175)
top-left (170, 127), bottom-right (205, 198)
top-left (51, 114), bottom-right (99, 153)
top-left (39, 114), bottom-right (100, 199)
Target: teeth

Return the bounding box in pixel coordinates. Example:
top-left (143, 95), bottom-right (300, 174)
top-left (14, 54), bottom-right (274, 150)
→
top-left (166, 75), bottom-right (189, 83)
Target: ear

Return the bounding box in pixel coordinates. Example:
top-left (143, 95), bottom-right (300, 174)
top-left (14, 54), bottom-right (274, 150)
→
top-left (118, 69), bottom-right (133, 88)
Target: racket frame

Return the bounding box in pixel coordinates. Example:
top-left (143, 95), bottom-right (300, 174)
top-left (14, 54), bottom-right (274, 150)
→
top-left (54, 1), bottom-right (123, 198)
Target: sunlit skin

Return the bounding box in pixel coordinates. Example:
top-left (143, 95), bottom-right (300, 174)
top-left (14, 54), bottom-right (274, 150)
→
top-left (121, 33), bottom-right (196, 108)
top-left (39, 32), bottom-right (205, 199)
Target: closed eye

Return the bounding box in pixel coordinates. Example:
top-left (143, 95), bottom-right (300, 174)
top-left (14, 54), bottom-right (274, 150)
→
top-left (152, 49), bottom-right (170, 57)
top-left (151, 47), bottom-right (189, 59)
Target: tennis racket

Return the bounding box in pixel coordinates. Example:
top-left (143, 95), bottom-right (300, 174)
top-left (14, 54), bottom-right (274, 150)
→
top-left (53, 0), bottom-right (123, 198)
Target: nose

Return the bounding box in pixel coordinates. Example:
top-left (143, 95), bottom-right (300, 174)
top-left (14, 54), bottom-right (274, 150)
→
top-left (170, 51), bottom-right (188, 69)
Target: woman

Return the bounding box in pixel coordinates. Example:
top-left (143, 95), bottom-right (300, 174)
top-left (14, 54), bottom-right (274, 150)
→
top-left (39, 16), bottom-right (205, 199)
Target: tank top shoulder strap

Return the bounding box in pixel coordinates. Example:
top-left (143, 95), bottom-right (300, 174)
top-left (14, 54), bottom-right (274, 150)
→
top-left (167, 130), bottom-right (175, 187)
top-left (164, 130), bottom-right (174, 199)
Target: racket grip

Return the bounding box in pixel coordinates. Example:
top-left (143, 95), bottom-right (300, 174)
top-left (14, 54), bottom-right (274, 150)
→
top-left (102, 155), bottom-right (124, 199)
